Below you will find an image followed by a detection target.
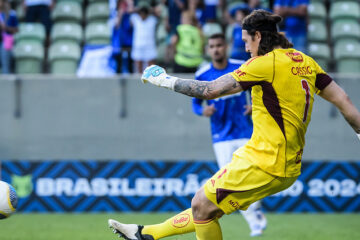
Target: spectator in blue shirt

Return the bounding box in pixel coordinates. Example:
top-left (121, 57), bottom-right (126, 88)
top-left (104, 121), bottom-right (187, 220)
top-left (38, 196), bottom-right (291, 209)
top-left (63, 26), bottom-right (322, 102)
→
top-left (229, 6), bottom-right (251, 61)
top-left (111, 0), bottom-right (134, 73)
top-left (274, 0), bottom-right (308, 53)
top-left (0, 0), bottom-right (18, 74)
top-left (190, 0), bottom-right (220, 25)
top-left (167, 0), bottom-right (186, 36)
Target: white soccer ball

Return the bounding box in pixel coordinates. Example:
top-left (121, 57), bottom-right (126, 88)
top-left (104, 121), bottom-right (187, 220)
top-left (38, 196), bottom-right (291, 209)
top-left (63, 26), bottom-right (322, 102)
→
top-left (0, 180), bottom-right (18, 219)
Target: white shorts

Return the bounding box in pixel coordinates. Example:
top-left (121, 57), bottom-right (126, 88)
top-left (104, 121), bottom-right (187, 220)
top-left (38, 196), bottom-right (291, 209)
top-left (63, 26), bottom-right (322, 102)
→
top-left (131, 45), bottom-right (157, 62)
top-left (213, 138), bottom-right (249, 168)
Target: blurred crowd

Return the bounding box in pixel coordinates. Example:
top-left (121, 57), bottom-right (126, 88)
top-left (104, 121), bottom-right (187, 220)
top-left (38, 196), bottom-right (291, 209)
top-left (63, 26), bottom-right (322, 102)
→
top-left (0, 0), bottom-right (309, 74)
top-left (110, 0), bottom-right (308, 74)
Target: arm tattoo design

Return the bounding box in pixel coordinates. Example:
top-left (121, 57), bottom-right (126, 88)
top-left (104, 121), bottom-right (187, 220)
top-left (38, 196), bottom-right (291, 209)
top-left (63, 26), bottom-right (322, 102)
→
top-left (174, 73), bottom-right (242, 99)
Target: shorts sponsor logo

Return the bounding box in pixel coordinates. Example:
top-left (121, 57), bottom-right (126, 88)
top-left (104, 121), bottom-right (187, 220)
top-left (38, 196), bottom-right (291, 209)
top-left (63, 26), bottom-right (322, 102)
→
top-left (172, 213), bottom-right (190, 228)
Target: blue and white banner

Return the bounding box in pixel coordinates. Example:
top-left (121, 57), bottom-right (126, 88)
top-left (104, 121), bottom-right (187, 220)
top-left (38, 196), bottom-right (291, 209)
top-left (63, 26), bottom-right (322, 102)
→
top-left (1, 160), bottom-right (359, 212)
top-left (77, 46), bottom-right (116, 77)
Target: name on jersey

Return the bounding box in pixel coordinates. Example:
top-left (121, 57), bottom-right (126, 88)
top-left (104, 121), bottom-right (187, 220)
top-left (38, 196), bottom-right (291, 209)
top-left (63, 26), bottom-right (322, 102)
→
top-left (291, 66), bottom-right (313, 76)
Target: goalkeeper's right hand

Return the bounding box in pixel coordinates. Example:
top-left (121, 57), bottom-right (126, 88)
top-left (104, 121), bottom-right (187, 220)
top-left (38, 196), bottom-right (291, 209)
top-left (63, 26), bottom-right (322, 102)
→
top-left (141, 65), bottom-right (178, 90)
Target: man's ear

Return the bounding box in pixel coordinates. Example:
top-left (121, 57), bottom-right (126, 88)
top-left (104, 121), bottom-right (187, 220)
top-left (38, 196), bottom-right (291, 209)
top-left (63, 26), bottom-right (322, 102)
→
top-left (255, 31), bottom-right (262, 41)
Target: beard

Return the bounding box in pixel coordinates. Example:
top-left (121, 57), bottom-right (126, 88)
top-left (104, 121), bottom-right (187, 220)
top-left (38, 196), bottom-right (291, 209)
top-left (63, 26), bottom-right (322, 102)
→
top-left (214, 56), bottom-right (225, 63)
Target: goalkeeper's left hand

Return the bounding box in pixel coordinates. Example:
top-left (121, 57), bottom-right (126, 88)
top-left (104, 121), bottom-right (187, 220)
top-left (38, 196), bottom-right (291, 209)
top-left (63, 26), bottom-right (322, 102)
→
top-left (141, 65), bottom-right (178, 90)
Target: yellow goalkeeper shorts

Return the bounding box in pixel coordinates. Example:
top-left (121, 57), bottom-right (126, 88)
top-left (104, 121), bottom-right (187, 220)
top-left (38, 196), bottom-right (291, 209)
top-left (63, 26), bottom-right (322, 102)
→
top-left (203, 155), bottom-right (297, 214)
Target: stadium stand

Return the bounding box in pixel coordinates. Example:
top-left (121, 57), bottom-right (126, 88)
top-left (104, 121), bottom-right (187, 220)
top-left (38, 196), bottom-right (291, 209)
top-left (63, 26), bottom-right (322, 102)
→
top-left (202, 22), bottom-right (223, 40)
top-left (308, 1), bottom-right (327, 22)
top-left (329, 1), bottom-right (360, 22)
top-left (86, 2), bottom-right (110, 24)
top-left (331, 19), bottom-right (360, 43)
top-left (334, 40), bottom-right (360, 73)
top-left (48, 42), bottom-right (81, 74)
top-left (308, 19), bottom-right (328, 43)
top-left (15, 23), bottom-right (45, 45)
top-left (57, 0), bottom-right (84, 3)
top-left (308, 42), bottom-right (330, 71)
top-left (156, 22), bottom-right (168, 65)
top-left (14, 41), bottom-right (44, 74)
top-left (51, 1), bottom-right (83, 23)
top-left (6, 0), bottom-right (360, 74)
top-left (15, 3), bottom-right (24, 21)
top-left (85, 22), bottom-right (111, 45)
top-left (50, 23), bottom-right (83, 45)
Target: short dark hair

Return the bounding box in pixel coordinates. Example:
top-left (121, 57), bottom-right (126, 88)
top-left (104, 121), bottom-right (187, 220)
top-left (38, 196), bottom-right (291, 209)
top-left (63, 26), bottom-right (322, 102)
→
top-left (242, 10), bottom-right (293, 55)
top-left (139, 6), bottom-right (149, 15)
top-left (208, 33), bottom-right (226, 41)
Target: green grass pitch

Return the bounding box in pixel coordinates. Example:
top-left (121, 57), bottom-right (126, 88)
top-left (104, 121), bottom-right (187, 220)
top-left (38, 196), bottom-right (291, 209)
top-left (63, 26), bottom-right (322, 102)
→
top-left (1, 213), bottom-right (359, 240)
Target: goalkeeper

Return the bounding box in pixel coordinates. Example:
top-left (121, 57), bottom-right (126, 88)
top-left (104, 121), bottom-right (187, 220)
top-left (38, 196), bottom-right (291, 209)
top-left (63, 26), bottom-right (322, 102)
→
top-left (109, 10), bottom-right (360, 240)
top-left (192, 33), bottom-right (266, 237)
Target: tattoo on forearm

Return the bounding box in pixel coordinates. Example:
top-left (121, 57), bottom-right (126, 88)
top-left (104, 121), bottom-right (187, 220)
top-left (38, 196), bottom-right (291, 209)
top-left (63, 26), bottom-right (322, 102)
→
top-left (174, 79), bottom-right (212, 98)
top-left (174, 74), bottom-right (241, 99)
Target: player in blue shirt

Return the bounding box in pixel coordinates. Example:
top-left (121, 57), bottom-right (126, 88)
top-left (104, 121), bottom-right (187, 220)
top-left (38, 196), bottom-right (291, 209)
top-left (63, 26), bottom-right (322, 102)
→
top-left (192, 33), bottom-right (267, 237)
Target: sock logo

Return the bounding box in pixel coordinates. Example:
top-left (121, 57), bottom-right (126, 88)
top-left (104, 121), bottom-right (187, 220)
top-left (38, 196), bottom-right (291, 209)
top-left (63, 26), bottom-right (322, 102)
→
top-left (172, 213), bottom-right (190, 228)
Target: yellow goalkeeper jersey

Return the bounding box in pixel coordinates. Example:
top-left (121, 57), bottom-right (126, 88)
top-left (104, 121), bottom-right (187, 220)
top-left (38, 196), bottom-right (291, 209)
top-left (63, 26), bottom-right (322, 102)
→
top-left (231, 48), bottom-right (332, 177)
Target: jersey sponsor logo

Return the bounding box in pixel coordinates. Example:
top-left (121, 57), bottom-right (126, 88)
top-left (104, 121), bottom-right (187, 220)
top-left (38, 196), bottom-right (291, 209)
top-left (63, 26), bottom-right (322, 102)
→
top-left (286, 52), bottom-right (304, 62)
top-left (228, 200), bottom-right (241, 210)
top-left (172, 213), bottom-right (191, 228)
top-left (234, 69), bottom-right (246, 77)
top-left (291, 66), bottom-right (313, 76)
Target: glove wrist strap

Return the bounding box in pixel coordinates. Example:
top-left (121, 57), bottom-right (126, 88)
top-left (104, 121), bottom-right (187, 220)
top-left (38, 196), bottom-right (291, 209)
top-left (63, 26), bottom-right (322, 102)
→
top-left (162, 75), bottom-right (178, 90)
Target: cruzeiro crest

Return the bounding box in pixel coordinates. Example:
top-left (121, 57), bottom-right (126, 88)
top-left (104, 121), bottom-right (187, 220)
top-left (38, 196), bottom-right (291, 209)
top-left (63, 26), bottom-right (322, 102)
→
top-left (11, 175), bottom-right (33, 198)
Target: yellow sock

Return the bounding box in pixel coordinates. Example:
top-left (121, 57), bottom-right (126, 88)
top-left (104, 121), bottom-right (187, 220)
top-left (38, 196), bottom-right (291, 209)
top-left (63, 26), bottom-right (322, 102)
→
top-left (194, 218), bottom-right (222, 240)
top-left (142, 208), bottom-right (195, 240)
